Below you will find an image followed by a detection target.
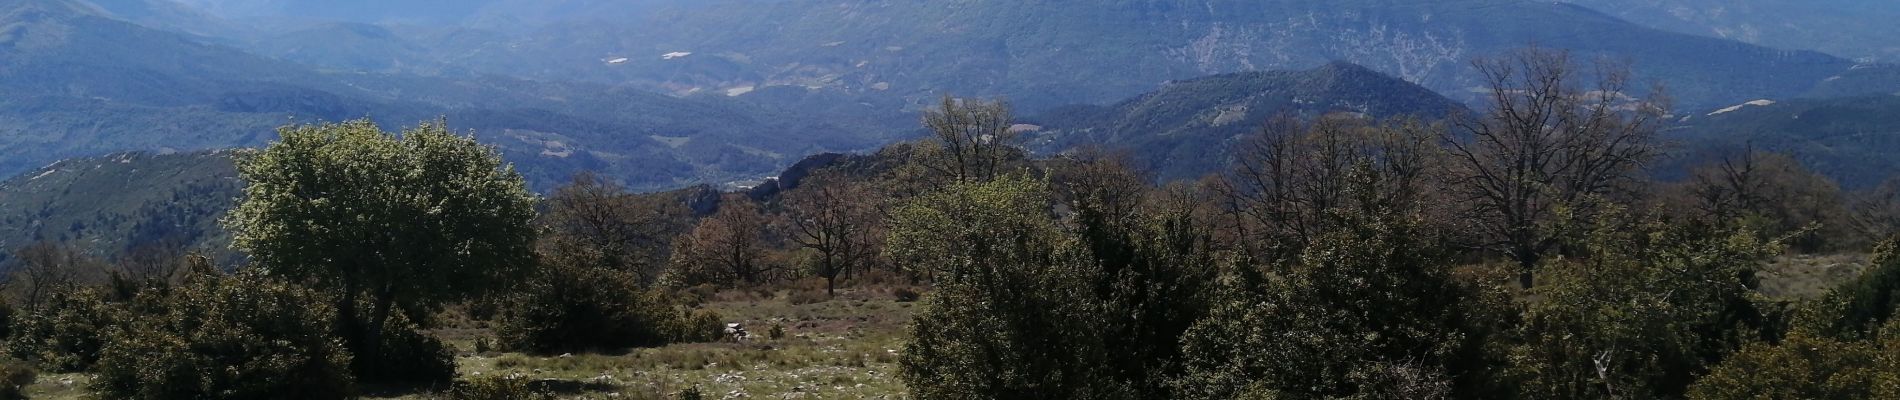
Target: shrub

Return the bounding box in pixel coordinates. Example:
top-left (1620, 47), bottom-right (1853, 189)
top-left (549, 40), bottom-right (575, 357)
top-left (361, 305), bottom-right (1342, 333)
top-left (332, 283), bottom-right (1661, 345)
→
top-left (676, 385), bottom-right (704, 400)
top-left (891, 287), bottom-right (921, 303)
top-left (4, 288), bottom-right (122, 372)
top-left (785, 289), bottom-right (828, 305)
top-left (90, 271), bottom-right (355, 399)
top-left (356, 309), bottom-right (457, 385)
top-left (1687, 330), bottom-right (1900, 400)
top-left (442, 374), bottom-right (552, 400)
top-left (497, 261), bottom-right (690, 354)
top-left (667, 309), bottom-right (726, 343)
top-left (0, 359), bottom-right (34, 400)
top-left (767, 323), bottom-right (786, 340)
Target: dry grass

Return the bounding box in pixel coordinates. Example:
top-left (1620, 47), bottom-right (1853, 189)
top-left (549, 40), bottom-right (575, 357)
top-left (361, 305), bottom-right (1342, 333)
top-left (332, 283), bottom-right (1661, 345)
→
top-left (1758, 253), bottom-right (1872, 300)
top-left (442, 287), bottom-right (916, 399)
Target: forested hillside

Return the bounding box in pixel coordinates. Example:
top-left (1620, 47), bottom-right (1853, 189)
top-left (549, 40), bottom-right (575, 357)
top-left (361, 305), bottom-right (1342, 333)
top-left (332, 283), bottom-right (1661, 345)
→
top-left (0, 151), bottom-right (240, 264)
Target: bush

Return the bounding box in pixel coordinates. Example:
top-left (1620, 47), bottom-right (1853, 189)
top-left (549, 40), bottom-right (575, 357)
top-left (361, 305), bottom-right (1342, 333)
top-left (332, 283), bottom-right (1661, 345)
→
top-left (891, 287), bottom-right (921, 303)
top-left (785, 289), bottom-right (828, 305)
top-left (90, 271), bottom-right (355, 399)
top-left (677, 386), bottom-right (704, 400)
top-left (1688, 330), bottom-right (1900, 399)
top-left (441, 374), bottom-right (552, 400)
top-left (355, 309), bottom-right (457, 385)
top-left (4, 288), bottom-right (123, 372)
top-left (0, 360), bottom-right (34, 400)
top-left (498, 261), bottom-right (694, 353)
top-left (667, 309), bottom-right (726, 343)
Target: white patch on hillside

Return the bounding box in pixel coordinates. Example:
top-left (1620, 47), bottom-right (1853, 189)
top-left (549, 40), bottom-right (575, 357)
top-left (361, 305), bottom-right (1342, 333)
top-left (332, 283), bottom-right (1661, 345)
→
top-left (725, 86), bottom-right (756, 97)
top-left (650, 135), bottom-right (691, 149)
top-left (1709, 99), bottom-right (1777, 116)
top-left (662, 51), bottom-right (693, 60)
top-left (29, 169), bottom-right (57, 181)
top-left (606, 57), bottom-right (629, 64)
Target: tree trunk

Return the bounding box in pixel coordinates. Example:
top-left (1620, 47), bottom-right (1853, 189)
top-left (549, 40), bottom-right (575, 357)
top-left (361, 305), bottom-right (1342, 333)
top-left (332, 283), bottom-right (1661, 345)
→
top-left (363, 285), bottom-right (397, 364)
top-left (1516, 251), bottom-right (1538, 289)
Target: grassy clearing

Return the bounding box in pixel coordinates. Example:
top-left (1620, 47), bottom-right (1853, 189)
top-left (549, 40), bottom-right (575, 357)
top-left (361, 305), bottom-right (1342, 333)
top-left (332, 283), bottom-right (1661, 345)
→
top-left (18, 285), bottom-right (921, 400)
top-left (448, 288), bottom-right (918, 399)
top-left (18, 252), bottom-right (1867, 399)
top-left (1759, 253), bottom-right (1870, 300)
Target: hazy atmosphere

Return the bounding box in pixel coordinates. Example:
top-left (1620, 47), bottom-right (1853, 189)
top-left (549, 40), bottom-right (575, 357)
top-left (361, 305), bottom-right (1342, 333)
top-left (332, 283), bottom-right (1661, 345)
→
top-left (1, 0), bottom-right (1899, 398)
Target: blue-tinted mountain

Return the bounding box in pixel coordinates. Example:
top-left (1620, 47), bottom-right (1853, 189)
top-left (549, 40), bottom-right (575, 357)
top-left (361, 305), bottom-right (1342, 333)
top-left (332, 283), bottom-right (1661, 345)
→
top-left (1564, 0), bottom-right (1900, 62)
top-left (1670, 94), bottom-right (1900, 188)
top-left (344, 0), bottom-right (1847, 113)
top-left (0, 0), bottom-right (897, 191)
top-left (1028, 62), bottom-right (1466, 180)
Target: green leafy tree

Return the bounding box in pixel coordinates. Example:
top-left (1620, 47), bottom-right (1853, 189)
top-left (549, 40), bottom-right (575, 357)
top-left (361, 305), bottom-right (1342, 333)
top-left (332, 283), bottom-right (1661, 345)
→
top-left (1173, 209), bottom-right (1509, 399)
top-left (1687, 328), bottom-right (1900, 400)
top-left (2, 288), bottom-right (121, 372)
top-left (1052, 152), bottom-right (1220, 398)
top-left (91, 268), bottom-right (354, 400)
top-left (889, 176), bottom-right (1123, 399)
top-left (1809, 239), bottom-right (1900, 339)
top-left (1509, 208), bottom-right (1781, 399)
top-left (224, 119), bottom-right (537, 382)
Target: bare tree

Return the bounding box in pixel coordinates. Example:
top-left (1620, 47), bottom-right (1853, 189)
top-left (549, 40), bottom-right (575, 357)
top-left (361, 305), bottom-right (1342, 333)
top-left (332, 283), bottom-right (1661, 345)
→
top-left (115, 241), bottom-right (189, 286)
top-left (544, 172), bottom-right (690, 286)
top-left (1848, 176), bottom-right (1900, 243)
top-left (784, 171), bottom-right (885, 296)
top-left (1217, 113), bottom-right (1439, 260)
top-left (5, 242), bottom-right (100, 310)
top-left (918, 95), bottom-right (1021, 184)
top-left (1443, 47), bottom-right (1664, 288)
top-left (670, 195), bottom-right (773, 285)
top-left (1679, 149), bottom-right (1847, 251)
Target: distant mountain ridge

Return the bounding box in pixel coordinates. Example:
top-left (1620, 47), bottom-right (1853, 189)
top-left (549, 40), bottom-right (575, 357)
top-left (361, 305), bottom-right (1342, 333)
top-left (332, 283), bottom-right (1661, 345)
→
top-left (0, 0), bottom-right (899, 191)
top-left (1029, 62), bottom-right (1466, 180)
top-left (1563, 0), bottom-right (1900, 62)
top-left (1671, 93), bottom-right (1900, 188)
top-left (324, 0), bottom-right (1852, 113)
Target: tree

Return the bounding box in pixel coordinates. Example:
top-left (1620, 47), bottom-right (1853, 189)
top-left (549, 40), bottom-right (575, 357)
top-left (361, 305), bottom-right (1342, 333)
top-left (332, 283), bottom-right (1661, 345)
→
top-left (1173, 208), bottom-right (1510, 399)
top-left (916, 95), bottom-right (1022, 184)
top-left (1675, 149), bottom-right (1849, 252)
top-left (889, 176), bottom-right (1122, 399)
top-left (668, 195), bottom-right (773, 286)
top-left (783, 171), bottom-right (884, 296)
top-left (1444, 47), bottom-right (1664, 288)
top-left (543, 172), bottom-right (691, 287)
top-left (1510, 209), bottom-right (1780, 399)
top-left (1051, 152), bottom-right (1221, 398)
top-left (1217, 114), bottom-right (1439, 261)
top-left (224, 119), bottom-right (537, 382)
top-left (1849, 176), bottom-right (1900, 243)
top-left (3, 242), bottom-right (100, 311)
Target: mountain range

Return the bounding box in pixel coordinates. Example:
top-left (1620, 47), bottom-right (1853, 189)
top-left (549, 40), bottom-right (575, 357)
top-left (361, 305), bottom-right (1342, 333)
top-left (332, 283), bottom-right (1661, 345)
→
top-left (8, 0), bottom-right (1900, 260)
